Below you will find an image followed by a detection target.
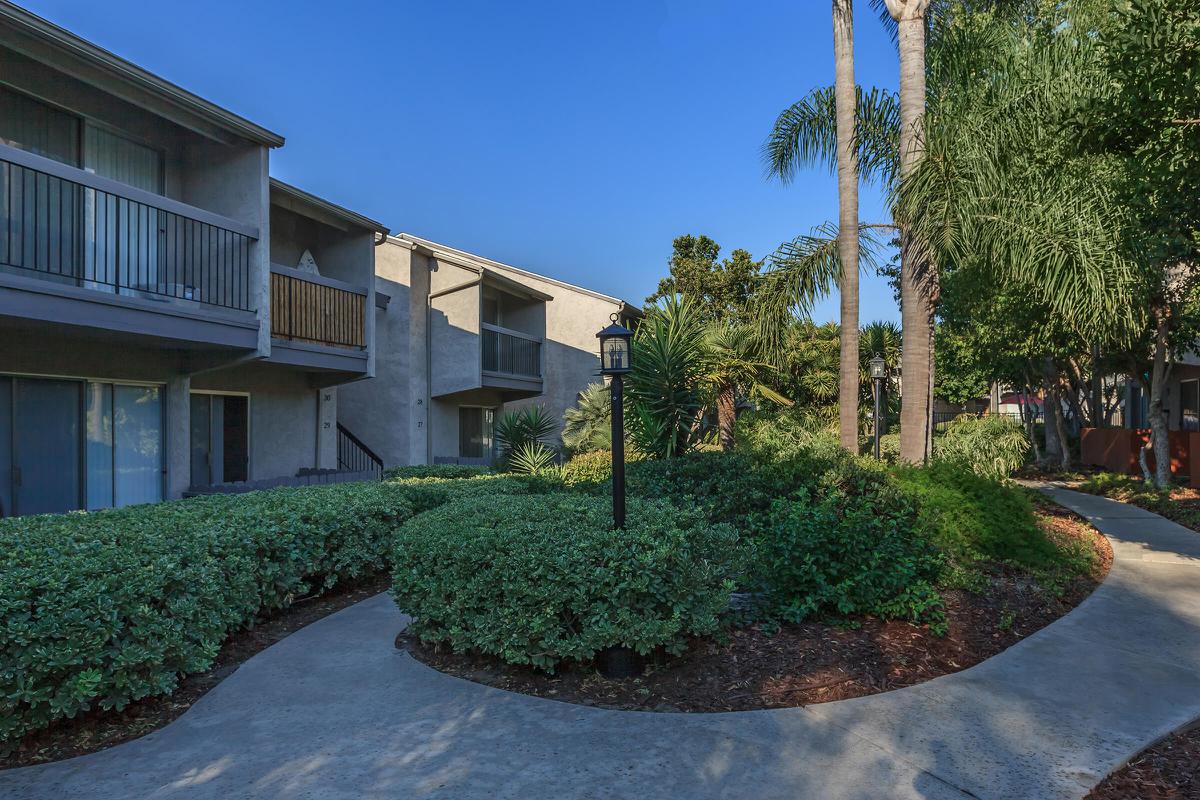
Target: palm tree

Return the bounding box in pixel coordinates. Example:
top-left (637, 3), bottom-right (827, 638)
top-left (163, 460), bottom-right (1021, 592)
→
top-left (880, 0), bottom-right (935, 463)
top-left (561, 382), bottom-right (612, 454)
top-left (833, 0), bottom-right (861, 453)
top-left (701, 323), bottom-right (791, 450)
top-left (763, 3), bottom-right (1132, 465)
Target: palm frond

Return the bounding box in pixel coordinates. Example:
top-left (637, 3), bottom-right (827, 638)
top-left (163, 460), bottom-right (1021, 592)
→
top-left (763, 85), bottom-right (900, 187)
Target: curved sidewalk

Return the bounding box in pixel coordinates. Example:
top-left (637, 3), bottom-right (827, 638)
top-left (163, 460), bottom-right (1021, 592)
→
top-left (2, 486), bottom-right (1199, 800)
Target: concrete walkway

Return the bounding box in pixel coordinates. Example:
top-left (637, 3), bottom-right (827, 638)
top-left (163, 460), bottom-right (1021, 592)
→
top-left (3, 486), bottom-right (1199, 800)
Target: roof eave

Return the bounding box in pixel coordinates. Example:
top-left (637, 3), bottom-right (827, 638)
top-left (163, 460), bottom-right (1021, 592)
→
top-left (270, 179), bottom-right (389, 235)
top-left (0, 1), bottom-right (285, 148)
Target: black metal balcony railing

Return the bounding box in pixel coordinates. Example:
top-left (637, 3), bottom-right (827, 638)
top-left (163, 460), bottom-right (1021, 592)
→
top-left (482, 323), bottom-right (542, 378)
top-left (0, 148), bottom-right (254, 312)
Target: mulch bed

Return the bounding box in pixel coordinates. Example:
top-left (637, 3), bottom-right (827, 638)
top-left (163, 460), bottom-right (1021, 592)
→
top-left (1086, 725), bottom-right (1200, 799)
top-left (1, 573), bottom-right (391, 770)
top-left (401, 503), bottom-right (1112, 713)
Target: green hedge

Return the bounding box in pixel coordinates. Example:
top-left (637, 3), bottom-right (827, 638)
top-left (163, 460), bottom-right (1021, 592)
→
top-left (383, 463), bottom-right (491, 481)
top-left (0, 481), bottom-right (414, 744)
top-left (392, 494), bottom-right (738, 671)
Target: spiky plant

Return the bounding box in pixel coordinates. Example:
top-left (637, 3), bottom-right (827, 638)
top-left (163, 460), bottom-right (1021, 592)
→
top-left (561, 382), bottom-right (612, 454)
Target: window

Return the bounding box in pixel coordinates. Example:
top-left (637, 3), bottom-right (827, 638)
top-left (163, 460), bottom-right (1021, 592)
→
top-left (0, 85), bottom-right (81, 166)
top-left (459, 407), bottom-right (494, 460)
top-left (1181, 380), bottom-right (1200, 432)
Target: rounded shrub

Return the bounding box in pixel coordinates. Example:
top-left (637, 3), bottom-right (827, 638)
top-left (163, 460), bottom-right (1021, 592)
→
top-left (893, 461), bottom-right (1065, 570)
top-left (391, 493), bottom-right (738, 671)
top-left (749, 450), bottom-right (946, 628)
top-left (559, 449), bottom-right (617, 486)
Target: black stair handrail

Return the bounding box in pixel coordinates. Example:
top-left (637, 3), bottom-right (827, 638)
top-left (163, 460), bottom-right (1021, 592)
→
top-left (336, 423), bottom-right (384, 477)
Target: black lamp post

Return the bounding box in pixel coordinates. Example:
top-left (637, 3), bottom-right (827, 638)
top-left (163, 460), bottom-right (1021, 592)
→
top-left (597, 314), bottom-right (633, 529)
top-left (870, 354), bottom-right (887, 460)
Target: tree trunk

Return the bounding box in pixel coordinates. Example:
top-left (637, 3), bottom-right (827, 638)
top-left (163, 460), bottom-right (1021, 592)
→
top-left (889, 0), bottom-right (934, 464)
top-left (833, 0), bottom-right (861, 453)
top-left (1148, 309), bottom-right (1172, 487)
top-left (1043, 358), bottom-right (1072, 470)
top-left (716, 381), bottom-right (737, 452)
top-left (1090, 343), bottom-right (1104, 427)
top-left (1041, 364), bottom-right (1062, 467)
top-left (1022, 373), bottom-right (1041, 463)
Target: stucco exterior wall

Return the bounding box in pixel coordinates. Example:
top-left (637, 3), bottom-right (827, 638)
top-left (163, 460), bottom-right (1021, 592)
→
top-left (337, 236), bottom-right (627, 466)
top-left (337, 240), bottom-right (427, 467)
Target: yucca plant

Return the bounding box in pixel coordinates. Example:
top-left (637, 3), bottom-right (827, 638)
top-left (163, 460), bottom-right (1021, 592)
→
top-left (494, 405), bottom-right (558, 471)
top-left (626, 296), bottom-right (707, 458)
top-left (507, 440), bottom-right (559, 474)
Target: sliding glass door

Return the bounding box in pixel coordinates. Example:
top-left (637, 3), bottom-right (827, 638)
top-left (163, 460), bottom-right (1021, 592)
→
top-left (85, 382), bottom-right (163, 509)
top-left (0, 375), bottom-right (163, 517)
top-left (13, 378), bottom-right (81, 516)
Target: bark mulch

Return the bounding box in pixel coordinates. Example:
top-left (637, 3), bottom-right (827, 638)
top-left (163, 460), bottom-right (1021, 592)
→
top-left (1086, 725), bottom-right (1200, 799)
top-left (402, 505), bottom-right (1112, 713)
top-left (1, 573), bottom-right (391, 770)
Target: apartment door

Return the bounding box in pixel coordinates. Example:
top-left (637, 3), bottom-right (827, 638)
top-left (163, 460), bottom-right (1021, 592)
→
top-left (190, 393), bottom-right (249, 486)
top-left (458, 406), bottom-right (495, 463)
top-left (8, 377), bottom-right (82, 516)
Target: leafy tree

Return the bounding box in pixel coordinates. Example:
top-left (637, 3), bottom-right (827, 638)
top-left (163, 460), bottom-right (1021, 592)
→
top-left (1075, 0), bottom-right (1200, 485)
top-left (646, 235), bottom-right (763, 325)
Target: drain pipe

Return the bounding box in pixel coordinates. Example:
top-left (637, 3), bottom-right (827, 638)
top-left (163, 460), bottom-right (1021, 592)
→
top-left (424, 258), bottom-right (483, 465)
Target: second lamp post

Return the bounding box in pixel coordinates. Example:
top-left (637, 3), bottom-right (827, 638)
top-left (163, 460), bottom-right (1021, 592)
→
top-left (869, 354), bottom-right (887, 460)
top-left (597, 314), bottom-right (633, 529)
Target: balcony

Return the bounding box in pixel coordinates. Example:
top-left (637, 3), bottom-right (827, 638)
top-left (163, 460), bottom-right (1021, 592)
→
top-left (0, 142), bottom-right (260, 348)
top-left (482, 323), bottom-right (542, 379)
top-left (270, 266), bottom-right (366, 350)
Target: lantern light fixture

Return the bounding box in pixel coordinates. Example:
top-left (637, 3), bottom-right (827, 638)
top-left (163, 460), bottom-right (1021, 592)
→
top-left (597, 315), bottom-right (634, 375)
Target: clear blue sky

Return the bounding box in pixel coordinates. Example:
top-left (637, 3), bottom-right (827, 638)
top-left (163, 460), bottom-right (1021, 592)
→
top-left (24, 0), bottom-right (901, 323)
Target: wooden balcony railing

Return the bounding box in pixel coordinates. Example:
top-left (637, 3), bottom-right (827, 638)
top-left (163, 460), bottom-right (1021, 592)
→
top-left (270, 266), bottom-right (366, 349)
top-left (482, 322), bottom-right (542, 378)
top-left (0, 142), bottom-right (256, 311)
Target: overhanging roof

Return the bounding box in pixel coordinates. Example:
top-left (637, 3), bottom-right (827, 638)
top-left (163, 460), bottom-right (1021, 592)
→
top-left (270, 179), bottom-right (389, 235)
top-left (0, 1), bottom-right (285, 148)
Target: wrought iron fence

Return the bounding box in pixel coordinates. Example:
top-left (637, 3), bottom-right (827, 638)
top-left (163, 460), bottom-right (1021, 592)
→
top-left (1, 149), bottom-right (254, 311)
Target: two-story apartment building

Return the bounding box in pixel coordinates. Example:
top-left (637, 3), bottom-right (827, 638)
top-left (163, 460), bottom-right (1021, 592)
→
top-left (338, 235), bottom-right (639, 466)
top-left (0, 2), bottom-right (386, 516)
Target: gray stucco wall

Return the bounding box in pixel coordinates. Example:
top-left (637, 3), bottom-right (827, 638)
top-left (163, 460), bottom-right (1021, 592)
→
top-left (337, 237), bottom-right (625, 466)
top-left (337, 240), bottom-right (426, 467)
